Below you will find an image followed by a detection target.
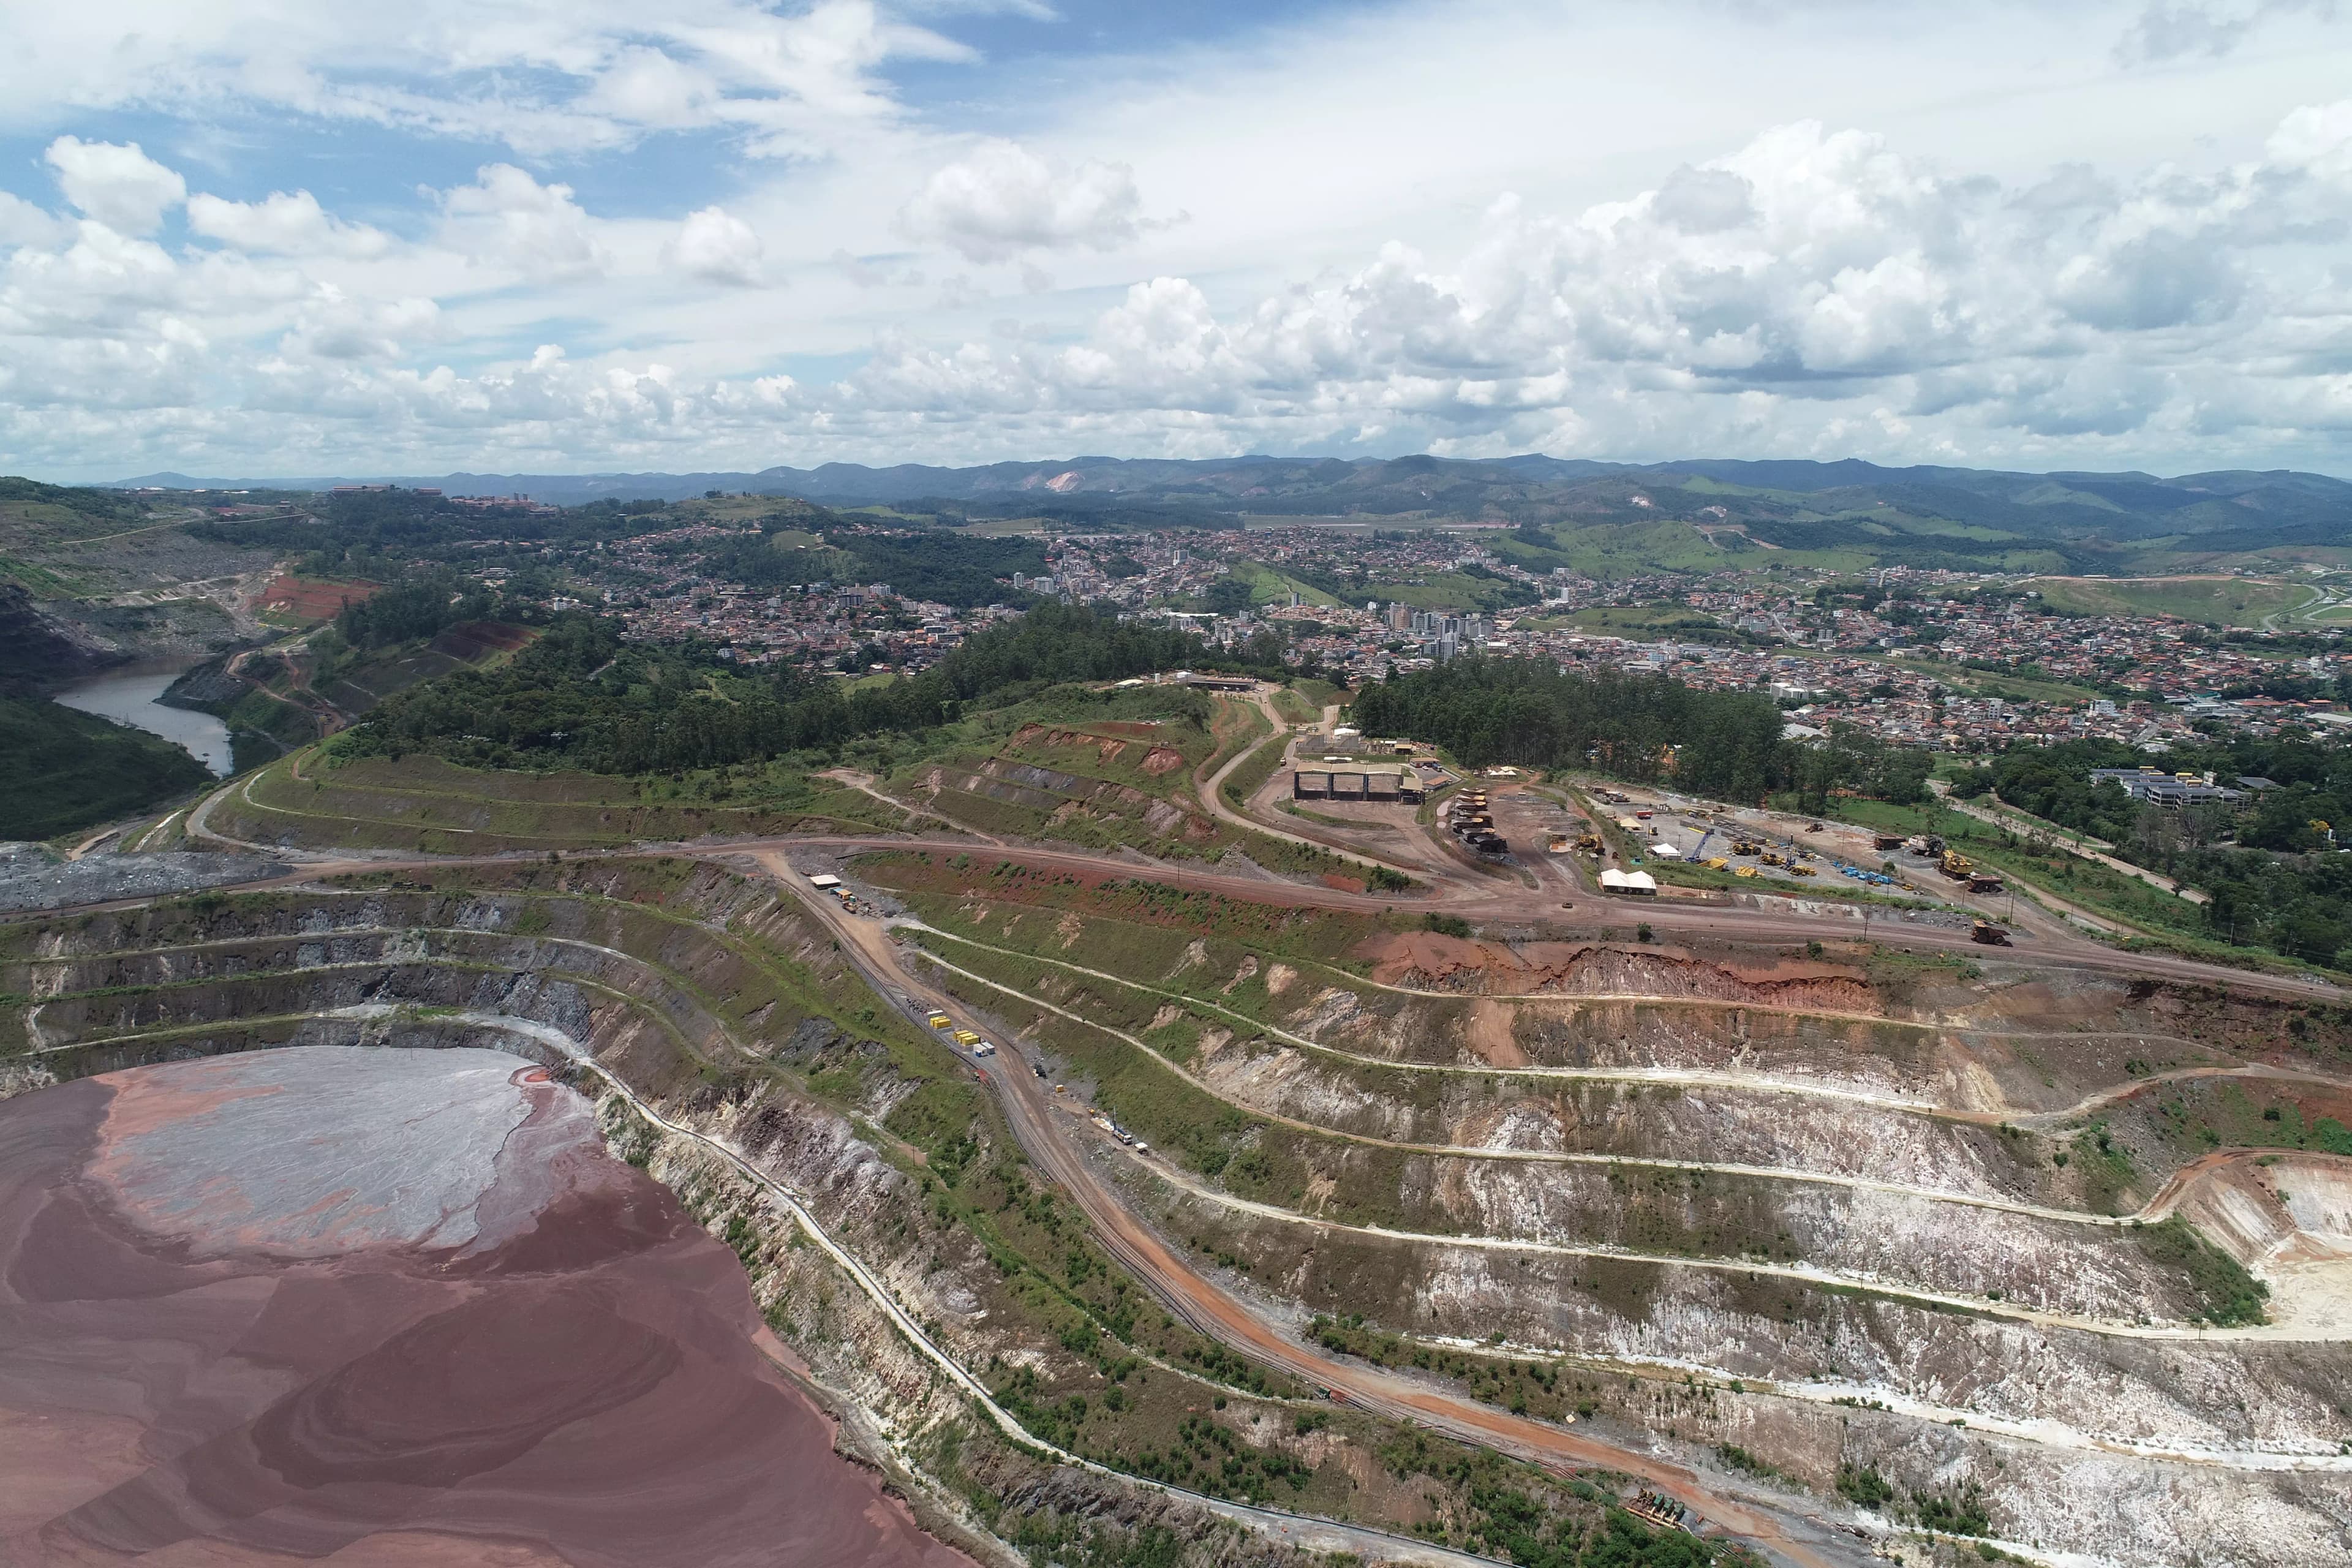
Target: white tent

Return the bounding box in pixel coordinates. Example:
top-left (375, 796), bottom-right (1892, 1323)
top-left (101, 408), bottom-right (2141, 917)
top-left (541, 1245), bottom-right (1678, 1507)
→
top-left (1599, 869), bottom-right (1659, 894)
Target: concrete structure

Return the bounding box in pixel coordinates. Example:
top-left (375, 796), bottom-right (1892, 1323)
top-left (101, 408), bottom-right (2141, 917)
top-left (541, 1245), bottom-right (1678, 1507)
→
top-left (1292, 770), bottom-right (1423, 804)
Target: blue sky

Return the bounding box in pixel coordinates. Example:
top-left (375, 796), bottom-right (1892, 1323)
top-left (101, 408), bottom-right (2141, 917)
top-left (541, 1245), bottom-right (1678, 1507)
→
top-left (4, 1), bottom-right (2352, 480)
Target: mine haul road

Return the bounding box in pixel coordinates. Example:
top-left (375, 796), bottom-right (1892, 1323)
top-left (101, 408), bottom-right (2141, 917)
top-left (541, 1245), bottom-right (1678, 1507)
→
top-left (61, 761), bottom-right (2339, 1561)
top-left (189, 824), bottom-right (2339, 1005)
top-left (177, 759), bottom-right (2342, 1008)
top-left (766, 852), bottom-right (1875, 1568)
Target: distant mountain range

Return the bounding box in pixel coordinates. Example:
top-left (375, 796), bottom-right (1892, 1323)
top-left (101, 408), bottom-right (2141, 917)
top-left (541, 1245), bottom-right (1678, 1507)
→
top-left (105, 455), bottom-right (2352, 572)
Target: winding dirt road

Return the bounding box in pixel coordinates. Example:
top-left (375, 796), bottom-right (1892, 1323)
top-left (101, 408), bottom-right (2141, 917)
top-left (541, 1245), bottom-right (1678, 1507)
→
top-left (40, 758), bottom-right (2351, 1564)
top-left (177, 745), bottom-right (2343, 1003)
top-left (766, 855), bottom-right (1876, 1568)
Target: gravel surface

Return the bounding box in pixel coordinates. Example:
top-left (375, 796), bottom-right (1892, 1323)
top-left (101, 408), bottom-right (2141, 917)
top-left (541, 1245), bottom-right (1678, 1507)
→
top-left (0, 842), bottom-right (279, 913)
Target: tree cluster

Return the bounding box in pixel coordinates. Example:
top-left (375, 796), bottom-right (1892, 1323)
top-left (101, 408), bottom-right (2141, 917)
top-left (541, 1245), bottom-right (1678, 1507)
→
top-left (341, 603), bottom-right (1229, 775)
top-left (1350, 658), bottom-right (1795, 804)
top-left (335, 572), bottom-right (493, 648)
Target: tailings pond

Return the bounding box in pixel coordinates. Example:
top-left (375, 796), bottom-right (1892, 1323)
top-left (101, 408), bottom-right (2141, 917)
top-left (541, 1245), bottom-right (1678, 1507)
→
top-left (0, 1045), bottom-right (978, 1567)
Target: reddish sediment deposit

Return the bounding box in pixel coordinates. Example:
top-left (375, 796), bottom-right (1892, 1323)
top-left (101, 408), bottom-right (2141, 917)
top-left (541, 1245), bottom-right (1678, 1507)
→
top-left (1355, 931), bottom-right (1875, 1009)
top-left (0, 1047), bottom-right (976, 1568)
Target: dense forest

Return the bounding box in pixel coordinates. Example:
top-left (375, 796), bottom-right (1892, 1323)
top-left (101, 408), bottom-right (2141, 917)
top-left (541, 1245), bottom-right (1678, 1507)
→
top-left (1352, 658), bottom-right (1789, 801)
top-left (341, 604), bottom-right (1228, 774)
top-left (1350, 657), bottom-right (1925, 807)
top-left (188, 488), bottom-right (589, 575)
top-left (335, 571), bottom-right (495, 648)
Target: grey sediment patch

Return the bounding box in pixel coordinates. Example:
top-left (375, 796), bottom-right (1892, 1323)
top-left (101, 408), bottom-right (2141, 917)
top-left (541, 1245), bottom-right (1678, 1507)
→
top-left (0, 842), bottom-right (281, 914)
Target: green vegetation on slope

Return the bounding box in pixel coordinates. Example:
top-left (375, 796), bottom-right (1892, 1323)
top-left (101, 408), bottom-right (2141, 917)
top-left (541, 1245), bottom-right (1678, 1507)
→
top-left (1946, 737), bottom-right (2352, 968)
top-left (341, 603), bottom-right (1232, 775)
top-left (2027, 575), bottom-right (2316, 628)
top-left (0, 476), bottom-right (154, 554)
top-left (705, 524), bottom-right (1050, 609)
top-left (0, 695), bottom-right (211, 840)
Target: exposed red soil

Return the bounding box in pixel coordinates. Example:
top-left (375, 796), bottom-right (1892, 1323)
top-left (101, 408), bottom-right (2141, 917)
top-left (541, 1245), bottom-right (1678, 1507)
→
top-left (997, 723), bottom-right (1190, 777)
top-left (263, 575), bottom-right (377, 622)
top-left (1353, 931), bottom-right (1878, 1011)
top-left (1463, 999), bottom-right (1530, 1066)
top-left (0, 1058), bottom-right (976, 1568)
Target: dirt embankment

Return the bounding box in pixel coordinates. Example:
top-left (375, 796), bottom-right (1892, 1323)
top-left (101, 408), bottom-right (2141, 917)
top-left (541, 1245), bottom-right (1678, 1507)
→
top-left (2166, 1153), bottom-right (2352, 1335)
top-left (1006, 722), bottom-right (1186, 775)
top-left (1357, 932), bottom-right (1877, 1012)
top-left (259, 573), bottom-right (376, 620)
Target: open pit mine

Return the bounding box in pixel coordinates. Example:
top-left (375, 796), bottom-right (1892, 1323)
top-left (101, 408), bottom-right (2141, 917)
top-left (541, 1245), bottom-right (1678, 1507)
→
top-left (7, 734), bottom-right (2352, 1568)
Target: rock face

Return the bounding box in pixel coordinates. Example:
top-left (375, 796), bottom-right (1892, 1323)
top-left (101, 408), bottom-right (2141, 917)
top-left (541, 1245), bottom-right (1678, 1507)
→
top-left (0, 1046), bottom-right (975, 1568)
top-left (0, 582), bottom-right (120, 694)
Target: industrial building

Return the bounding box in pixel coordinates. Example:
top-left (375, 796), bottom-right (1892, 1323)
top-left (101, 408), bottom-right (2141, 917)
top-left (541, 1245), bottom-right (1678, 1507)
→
top-left (1292, 769), bottom-right (1423, 803)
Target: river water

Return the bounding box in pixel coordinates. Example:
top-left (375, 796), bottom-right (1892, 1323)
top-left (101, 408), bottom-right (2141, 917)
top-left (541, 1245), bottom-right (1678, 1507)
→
top-left (51, 664), bottom-right (234, 777)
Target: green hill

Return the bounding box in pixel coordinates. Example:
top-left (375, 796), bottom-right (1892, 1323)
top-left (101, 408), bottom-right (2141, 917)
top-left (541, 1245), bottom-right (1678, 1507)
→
top-left (0, 697), bottom-right (211, 840)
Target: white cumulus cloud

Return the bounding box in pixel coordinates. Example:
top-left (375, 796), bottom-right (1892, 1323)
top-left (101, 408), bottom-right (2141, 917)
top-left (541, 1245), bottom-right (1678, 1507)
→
top-left (10, 77), bottom-right (2352, 480)
top-left (437, 164), bottom-right (606, 277)
top-left (0, 190), bottom-right (70, 248)
top-left (186, 189), bottom-right (390, 258)
top-left (278, 290), bottom-right (443, 361)
top-left (43, 137), bottom-right (186, 235)
top-left (901, 139), bottom-right (1150, 263)
top-left (669, 205), bottom-right (766, 286)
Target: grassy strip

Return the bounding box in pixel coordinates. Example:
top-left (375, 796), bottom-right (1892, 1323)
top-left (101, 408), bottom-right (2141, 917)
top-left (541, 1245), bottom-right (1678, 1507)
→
top-left (1219, 726), bottom-right (1289, 813)
top-left (1201, 692), bottom-right (1272, 781)
top-left (230, 748), bottom-right (907, 851)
